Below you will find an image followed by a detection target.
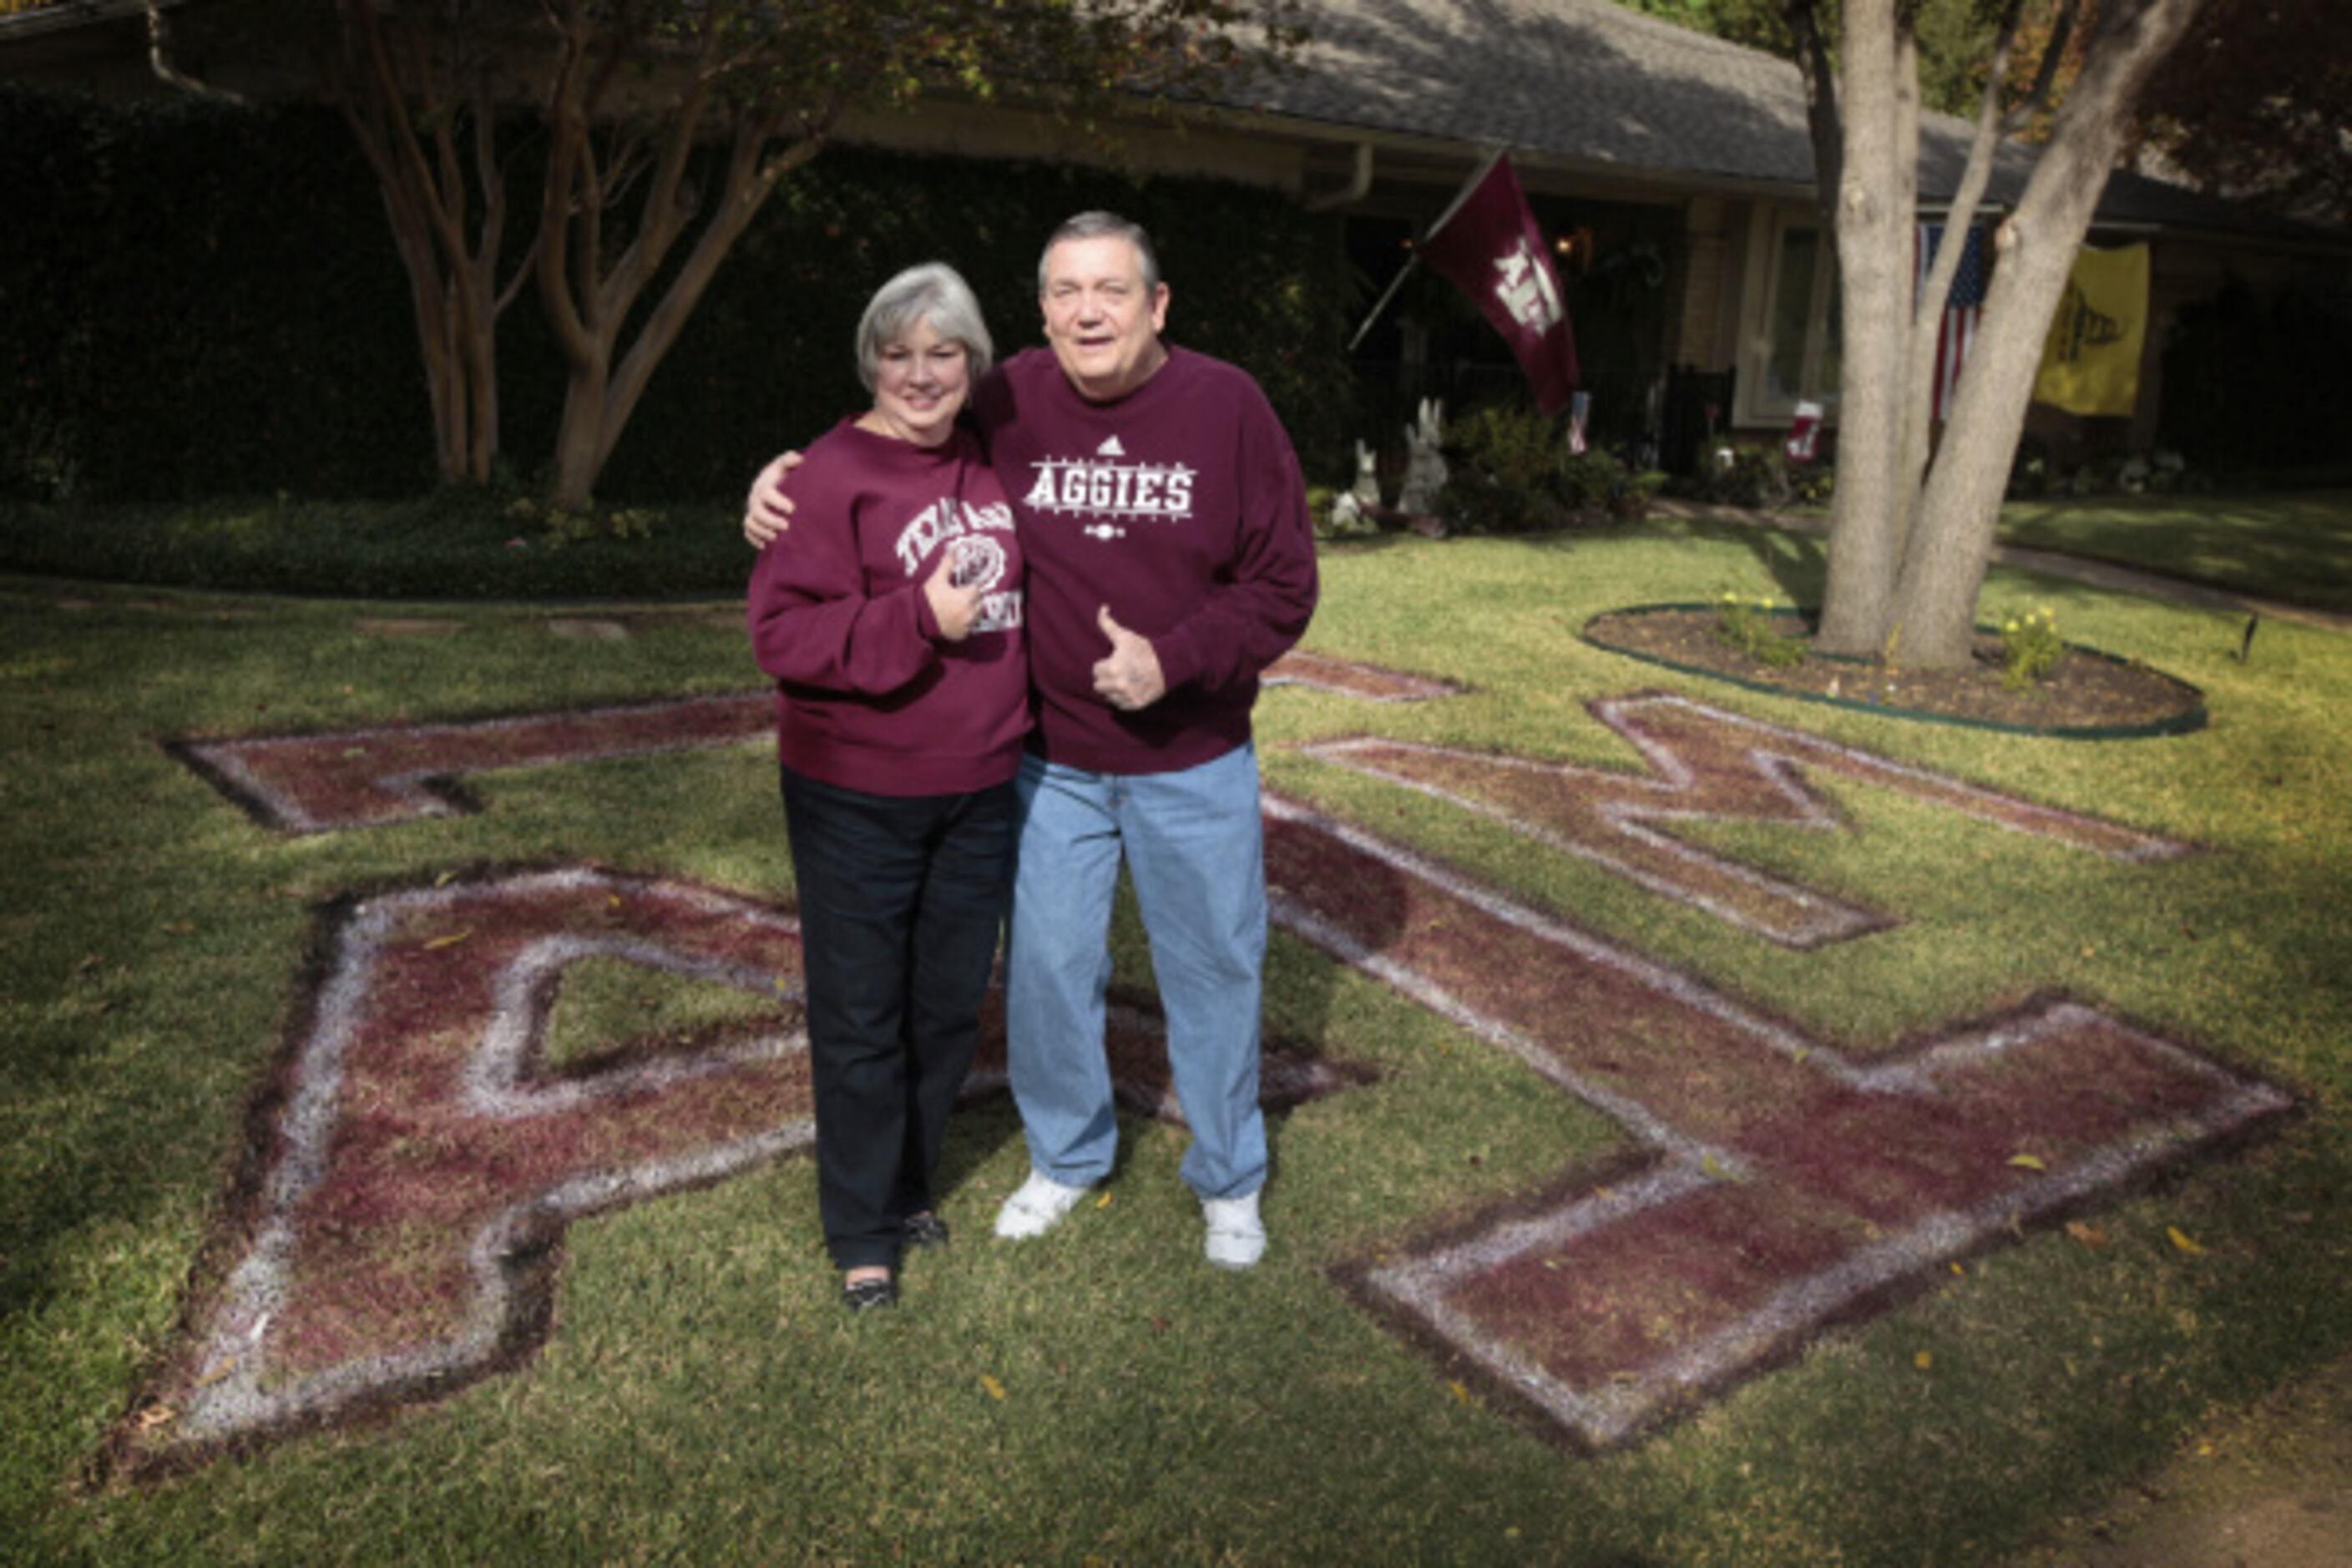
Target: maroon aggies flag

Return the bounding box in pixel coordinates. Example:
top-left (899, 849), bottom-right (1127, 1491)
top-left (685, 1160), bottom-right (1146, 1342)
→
top-left (1417, 154), bottom-right (1581, 413)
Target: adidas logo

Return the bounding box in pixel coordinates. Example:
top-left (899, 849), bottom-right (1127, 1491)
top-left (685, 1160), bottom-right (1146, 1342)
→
top-left (1096, 435), bottom-right (1126, 458)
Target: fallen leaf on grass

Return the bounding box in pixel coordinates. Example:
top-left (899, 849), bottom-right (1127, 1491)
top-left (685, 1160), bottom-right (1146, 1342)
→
top-left (979, 1374), bottom-right (1007, 1402)
top-left (132, 1405), bottom-right (176, 1434)
top-left (1949, 1262), bottom-right (1965, 1277)
top-left (1914, 1350), bottom-right (1933, 1370)
top-left (2066, 1222), bottom-right (2109, 1250)
top-left (422, 929), bottom-right (473, 951)
top-left (2007, 1153), bottom-right (2047, 1171)
top-left (195, 1358), bottom-right (238, 1388)
top-left (2167, 1226), bottom-right (2207, 1257)
top-left (1147, 1315), bottom-right (1171, 1333)
top-left (1448, 1380), bottom-right (1471, 1404)
top-left (433, 870), bottom-right (458, 888)
top-left (1095, 1191), bottom-right (1114, 1210)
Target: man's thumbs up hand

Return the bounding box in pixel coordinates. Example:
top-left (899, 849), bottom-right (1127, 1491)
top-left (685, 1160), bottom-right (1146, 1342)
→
top-left (1092, 605), bottom-right (1166, 712)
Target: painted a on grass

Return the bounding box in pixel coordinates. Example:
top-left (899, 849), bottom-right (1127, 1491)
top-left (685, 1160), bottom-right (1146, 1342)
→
top-left (127, 664), bottom-right (2289, 1474)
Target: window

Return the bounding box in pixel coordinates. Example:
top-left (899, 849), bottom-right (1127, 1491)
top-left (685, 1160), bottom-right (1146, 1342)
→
top-left (1737, 205), bottom-right (1841, 425)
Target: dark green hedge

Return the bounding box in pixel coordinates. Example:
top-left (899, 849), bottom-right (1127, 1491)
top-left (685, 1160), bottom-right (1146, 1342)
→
top-left (2158, 273), bottom-right (2352, 473)
top-left (2, 85), bottom-right (1353, 504)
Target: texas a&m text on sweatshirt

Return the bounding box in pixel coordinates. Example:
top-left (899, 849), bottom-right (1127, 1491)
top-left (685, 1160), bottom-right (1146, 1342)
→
top-left (973, 345), bottom-right (1318, 776)
top-left (747, 419), bottom-right (1028, 797)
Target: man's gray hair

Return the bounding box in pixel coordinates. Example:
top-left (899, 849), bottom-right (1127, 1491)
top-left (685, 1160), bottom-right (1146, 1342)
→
top-left (856, 262), bottom-right (994, 391)
top-left (1037, 210), bottom-right (1162, 296)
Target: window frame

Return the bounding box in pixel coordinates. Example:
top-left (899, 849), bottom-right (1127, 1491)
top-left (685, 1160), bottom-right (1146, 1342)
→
top-left (1735, 203), bottom-right (1842, 427)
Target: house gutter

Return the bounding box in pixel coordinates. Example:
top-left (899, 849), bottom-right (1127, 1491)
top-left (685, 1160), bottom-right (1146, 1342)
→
top-left (0, 0), bottom-right (180, 42)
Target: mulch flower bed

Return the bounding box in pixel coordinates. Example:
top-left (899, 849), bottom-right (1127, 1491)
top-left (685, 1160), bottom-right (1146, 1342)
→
top-left (1583, 605), bottom-right (2206, 736)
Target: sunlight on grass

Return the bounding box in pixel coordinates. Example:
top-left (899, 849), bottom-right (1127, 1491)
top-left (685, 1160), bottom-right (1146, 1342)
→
top-left (2000, 490), bottom-right (2352, 612)
top-left (3, 518), bottom-right (2348, 1562)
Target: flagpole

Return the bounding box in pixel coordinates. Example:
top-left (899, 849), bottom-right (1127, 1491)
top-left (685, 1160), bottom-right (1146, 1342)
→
top-left (1348, 256), bottom-right (1419, 352)
top-left (1423, 148), bottom-right (1505, 240)
top-left (1345, 148), bottom-right (1507, 353)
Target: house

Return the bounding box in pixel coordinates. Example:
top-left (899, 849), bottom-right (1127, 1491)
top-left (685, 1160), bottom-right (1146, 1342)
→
top-left (8, 0), bottom-right (2341, 471)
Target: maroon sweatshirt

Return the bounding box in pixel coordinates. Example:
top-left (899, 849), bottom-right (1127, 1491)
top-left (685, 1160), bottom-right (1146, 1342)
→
top-left (973, 346), bottom-right (1318, 775)
top-left (747, 418), bottom-right (1028, 796)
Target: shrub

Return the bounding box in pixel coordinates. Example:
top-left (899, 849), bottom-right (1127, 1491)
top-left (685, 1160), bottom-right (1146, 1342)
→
top-left (1669, 443), bottom-right (1831, 509)
top-left (1437, 405), bottom-right (1659, 533)
top-left (1713, 590), bottom-right (1808, 669)
top-left (0, 88), bottom-right (1354, 506)
top-left (1560, 449), bottom-right (1663, 521)
top-left (1998, 604), bottom-right (2065, 690)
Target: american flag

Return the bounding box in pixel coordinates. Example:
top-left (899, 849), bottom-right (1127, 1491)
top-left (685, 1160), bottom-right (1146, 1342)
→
top-left (1916, 223), bottom-right (1990, 422)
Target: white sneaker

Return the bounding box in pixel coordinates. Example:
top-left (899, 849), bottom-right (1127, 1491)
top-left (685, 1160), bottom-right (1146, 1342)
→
top-left (993, 1170), bottom-right (1092, 1240)
top-left (1201, 1191), bottom-right (1267, 1270)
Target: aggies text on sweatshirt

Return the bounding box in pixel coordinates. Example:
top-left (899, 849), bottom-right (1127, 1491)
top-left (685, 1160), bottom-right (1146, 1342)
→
top-left (972, 346), bottom-right (1318, 776)
top-left (746, 418), bottom-right (1028, 797)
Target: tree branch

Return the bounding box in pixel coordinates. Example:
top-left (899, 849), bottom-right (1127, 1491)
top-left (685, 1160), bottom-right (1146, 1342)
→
top-left (2004, 0), bottom-right (2082, 132)
top-left (1783, 0), bottom-right (1844, 235)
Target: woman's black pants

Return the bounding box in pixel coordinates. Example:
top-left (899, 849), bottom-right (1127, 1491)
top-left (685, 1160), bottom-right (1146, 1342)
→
top-left (781, 767), bottom-right (1013, 1272)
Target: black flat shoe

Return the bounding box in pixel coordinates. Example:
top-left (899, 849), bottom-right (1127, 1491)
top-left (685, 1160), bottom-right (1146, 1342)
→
top-left (903, 1213), bottom-right (951, 1249)
top-left (841, 1275), bottom-right (897, 1313)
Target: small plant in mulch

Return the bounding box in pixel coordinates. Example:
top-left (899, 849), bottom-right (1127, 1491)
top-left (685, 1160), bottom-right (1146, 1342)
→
top-left (1712, 590), bottom-right (1807, 669)
top-left (1999, 603), bottom-right (2066, 690)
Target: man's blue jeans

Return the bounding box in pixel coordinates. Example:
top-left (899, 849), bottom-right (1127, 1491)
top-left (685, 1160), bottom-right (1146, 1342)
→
top-left (1004, 742), bottom-right (1268, 1201)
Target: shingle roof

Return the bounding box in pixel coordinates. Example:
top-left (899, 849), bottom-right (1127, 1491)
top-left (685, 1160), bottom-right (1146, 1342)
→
top-left (1243, 0), bottom-right (2319, 239)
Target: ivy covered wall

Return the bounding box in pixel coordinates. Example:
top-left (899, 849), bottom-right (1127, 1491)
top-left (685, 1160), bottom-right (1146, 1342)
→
top-left (3, 87), bottom-right (1354, 503)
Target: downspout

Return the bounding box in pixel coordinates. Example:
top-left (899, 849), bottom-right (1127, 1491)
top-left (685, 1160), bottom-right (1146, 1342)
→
top-left (1306, 142), bottom-right (1373, 212)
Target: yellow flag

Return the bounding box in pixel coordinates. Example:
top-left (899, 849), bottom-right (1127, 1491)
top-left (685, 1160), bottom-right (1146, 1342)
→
top-left (2034, 244), bottom-right (2149, 416)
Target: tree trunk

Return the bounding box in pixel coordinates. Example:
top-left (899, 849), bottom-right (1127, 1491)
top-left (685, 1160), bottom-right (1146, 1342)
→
top-left (1814, 0), bottom-right (1909, 655)
top-left (325, 0), bottom-right (520, 490)
top-left (549, 356), bottom-right (610, 513)
top-left (534, 12), bottom-right (827, 510)
top-left (1889, 0), bottom-right (2208, 665)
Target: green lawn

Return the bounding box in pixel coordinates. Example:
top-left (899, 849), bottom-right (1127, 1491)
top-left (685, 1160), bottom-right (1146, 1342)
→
top-left (3, 518), bottom-right (2348, 1563)
top-left (1999, 490), bottom-right (2352, 613)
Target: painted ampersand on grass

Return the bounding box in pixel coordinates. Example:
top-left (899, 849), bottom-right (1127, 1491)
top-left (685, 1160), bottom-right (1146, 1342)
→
top-left (132, 669), bottom-right (2287, 1474)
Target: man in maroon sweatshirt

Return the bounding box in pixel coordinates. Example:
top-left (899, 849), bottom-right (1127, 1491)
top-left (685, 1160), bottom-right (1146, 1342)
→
top-left (747, 212), bottom-right (1318, 1269)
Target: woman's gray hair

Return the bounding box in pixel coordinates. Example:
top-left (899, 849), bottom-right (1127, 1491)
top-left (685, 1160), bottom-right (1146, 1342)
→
top-left (1037, 211), bottom-right (1161, 296)
top-left (856, 262), bottom-right (994, 391)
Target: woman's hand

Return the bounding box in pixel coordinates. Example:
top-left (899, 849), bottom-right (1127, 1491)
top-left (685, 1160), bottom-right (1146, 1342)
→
top-left (923, 550), bottom-right (986, 642)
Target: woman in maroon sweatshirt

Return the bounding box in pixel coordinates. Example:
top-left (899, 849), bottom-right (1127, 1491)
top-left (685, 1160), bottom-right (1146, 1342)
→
top-left (746, 264), bottom-right (1028, 1312)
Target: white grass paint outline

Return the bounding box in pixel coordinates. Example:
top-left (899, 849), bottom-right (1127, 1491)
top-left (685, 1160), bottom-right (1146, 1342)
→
top-left (1264, 794), bottom-right (2290, 1449)
top-left (180, 650), bottom-right (1460, 836)
top-left (1302, 692), bottom-right (2191, 948)
top-left (160, 869), bottom-right (810, 1456)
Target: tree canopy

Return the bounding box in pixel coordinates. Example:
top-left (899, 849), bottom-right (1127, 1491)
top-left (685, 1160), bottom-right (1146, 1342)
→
top-left (2136, 0), bottom-right (2352, 226)
top-left (161, 0), bottom-right (1304, 505)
